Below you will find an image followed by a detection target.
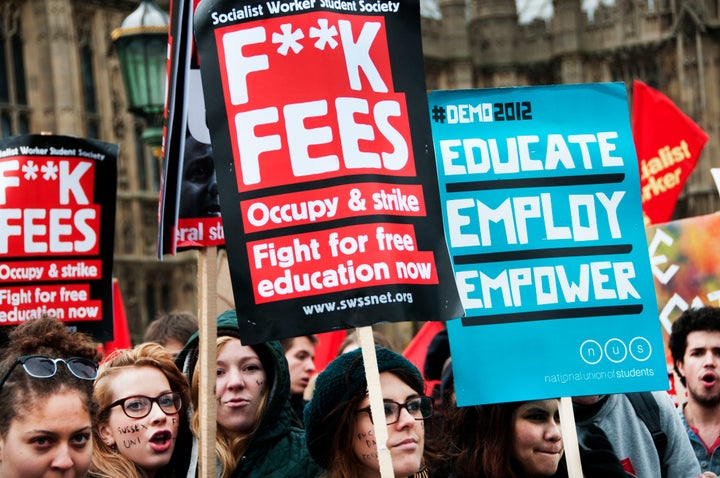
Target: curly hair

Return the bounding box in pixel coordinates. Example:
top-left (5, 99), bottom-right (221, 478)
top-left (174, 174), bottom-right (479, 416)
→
top-left (669, 306), bottom-right (720, 386)
top-left (0, 316), bottom-right (100, 438)
top-left (90, 342), bottom-right (190, 478)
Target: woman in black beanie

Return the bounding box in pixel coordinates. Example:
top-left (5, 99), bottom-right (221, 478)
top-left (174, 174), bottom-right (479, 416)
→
top-left (304, 346), bottom-right (433, 478)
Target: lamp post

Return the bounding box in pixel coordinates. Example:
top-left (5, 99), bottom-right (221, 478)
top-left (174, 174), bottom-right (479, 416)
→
top-left (112, 0), bottom-right (169, 154)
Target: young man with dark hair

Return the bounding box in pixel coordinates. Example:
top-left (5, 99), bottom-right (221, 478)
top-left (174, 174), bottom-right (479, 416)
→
top-left (143, 311), bottom-right (199, 358)
top-left (280, 335), bottom-right (318, 427)
top-left (670, 305), bottom-right (720, 476)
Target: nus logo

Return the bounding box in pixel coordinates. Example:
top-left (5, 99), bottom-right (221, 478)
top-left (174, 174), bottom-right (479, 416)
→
top-left (432, 101), bottom-right (533, 124)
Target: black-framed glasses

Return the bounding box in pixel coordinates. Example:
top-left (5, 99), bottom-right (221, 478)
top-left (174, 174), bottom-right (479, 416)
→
top-left (0, 355), bottom-right (98, 390)
top-left (107, 392), bottom-right (182, 419)
top-left (354, 396), bottom-right (433, 425)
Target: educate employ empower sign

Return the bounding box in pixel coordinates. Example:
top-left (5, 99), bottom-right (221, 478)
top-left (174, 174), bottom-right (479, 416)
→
top-left (193, 0), bottom-right (463, 343)
top-left (430, 84), bottom-right (668, 405)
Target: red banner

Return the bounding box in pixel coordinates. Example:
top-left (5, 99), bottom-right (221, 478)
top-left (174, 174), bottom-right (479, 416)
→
top-left (631, 80), bottom-right (708, 225)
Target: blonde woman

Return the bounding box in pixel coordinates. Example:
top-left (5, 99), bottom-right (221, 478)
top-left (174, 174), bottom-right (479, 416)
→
top-left (174, 310), bottom-right (321, 478)
top-left (90, 343), bottom-right (190, 478)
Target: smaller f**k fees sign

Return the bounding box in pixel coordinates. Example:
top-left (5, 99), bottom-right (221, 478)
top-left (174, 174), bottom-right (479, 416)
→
top-left (0, 134), bottom-right (117, 341)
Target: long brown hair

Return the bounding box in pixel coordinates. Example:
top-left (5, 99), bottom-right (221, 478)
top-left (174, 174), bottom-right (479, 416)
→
top-left (443, 401), bottom-right (567, 478)
top-left (323, 366), bottom-right (428, 478)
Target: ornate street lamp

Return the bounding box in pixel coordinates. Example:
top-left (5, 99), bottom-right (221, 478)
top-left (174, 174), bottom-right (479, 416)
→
top-left (112, 0), bottom-right (169, 150)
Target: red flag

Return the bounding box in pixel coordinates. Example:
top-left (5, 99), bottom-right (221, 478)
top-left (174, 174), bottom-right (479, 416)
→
top-left (103, 279), bottom-right (132, 356)
top-left (632, 80), bottom-right (708, 225)
top-left (402, 321), bottom-right (445, 395)
top-left (312, 330), bottom-right (347, 374)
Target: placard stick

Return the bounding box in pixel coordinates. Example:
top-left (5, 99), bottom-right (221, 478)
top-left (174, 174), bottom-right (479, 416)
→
top-left (357, 326), bottom-right (394, 478)
top-left (197, 247), bottom-right (217, 478)
top-left (559, 396), bottom-right (584, 478)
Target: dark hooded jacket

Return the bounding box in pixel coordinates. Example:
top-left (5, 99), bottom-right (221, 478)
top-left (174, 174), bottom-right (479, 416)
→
top-left (175, 310), bottom-right (322, 478)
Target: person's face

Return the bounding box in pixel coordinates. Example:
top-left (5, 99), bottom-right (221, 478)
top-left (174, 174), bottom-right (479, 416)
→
top-left (677, 330), bottom-right (720, 407)
top-left (0, 389), bottom-right (93, 478)
top-left (352, 372), bottom-right (425, 478)
top-left (511, 399), bottom-right (563, 477)
top-left (179, 135), bottom-right (220, 219)
top-left (215, 339), bottom-right (267, 438)
top-left (285, 337), bottom-right (316, 395)
top-left (98, 366), bottom-right (180, 474)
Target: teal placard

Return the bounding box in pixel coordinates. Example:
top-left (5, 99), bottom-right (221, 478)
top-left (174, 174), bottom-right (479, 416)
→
top-left (430, 83), bottom-right (668, 405)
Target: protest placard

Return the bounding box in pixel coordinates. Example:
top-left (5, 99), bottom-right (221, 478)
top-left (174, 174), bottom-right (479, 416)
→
top-left (645, 212), bottom-right (720, 403)
top-left (430, 83), bottom-right (668, 405)
top-left (0, 134), bottom-right (117, 342)
top-left (159, 0), bottom-right (225, 255)
top-left (646, 213), bottom-right (720, 339)
top-left (161, 3), bottom-right (225, 472)
top-left (192, 0), bottom-right (463, 344)
top-left (632, 80), bottom-right (708, 225)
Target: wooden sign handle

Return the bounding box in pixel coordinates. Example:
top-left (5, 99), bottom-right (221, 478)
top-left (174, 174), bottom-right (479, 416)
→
top-left (560, 396), bottom-right (584, 478)
top-left (198, 247), bottom-right (217, 478)
top-left (358, 326), bottom-right (394, 478)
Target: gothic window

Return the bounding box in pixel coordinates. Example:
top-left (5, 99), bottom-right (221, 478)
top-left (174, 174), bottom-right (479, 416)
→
top-left (77, 12), bottom-right (100, 139)
top-left (620, 0), bottom-right (638, 37)
top-left (145, 271), bottom-right (172, 322)
top-left (609, 51), bottom-right (659, 89)
top-left (0, 4), bottom-right (29, 138)
top-left (135, 123), bottom-right (160, 192)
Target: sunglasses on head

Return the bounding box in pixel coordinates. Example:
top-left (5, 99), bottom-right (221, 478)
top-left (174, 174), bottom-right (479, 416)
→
top-left (0, 355), bottom-right (98, 390)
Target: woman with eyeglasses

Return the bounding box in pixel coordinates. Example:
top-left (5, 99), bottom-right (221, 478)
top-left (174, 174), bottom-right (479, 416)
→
top-left (0, 315), bottom-right (100, 478)
top-left (304, 345), bottom-right (433, 478)
top-left (90, 342), bottom-right (190, 478)
top-left (173, 310), bottom-right (321, 478)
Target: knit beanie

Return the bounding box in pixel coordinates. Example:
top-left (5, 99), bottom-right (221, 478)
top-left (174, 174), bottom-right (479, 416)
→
top-left (304, 346), bottom-right (423, 469)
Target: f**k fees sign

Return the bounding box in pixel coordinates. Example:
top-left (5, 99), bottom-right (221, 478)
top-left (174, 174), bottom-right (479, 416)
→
top-left (0, 134), bottom-right (117, 341)
top-left (193, 0), bottom-right (463, 343)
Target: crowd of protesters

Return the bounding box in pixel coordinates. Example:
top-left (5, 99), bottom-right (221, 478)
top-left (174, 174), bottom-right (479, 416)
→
top-left (2, 307), bottom-right (720, 477)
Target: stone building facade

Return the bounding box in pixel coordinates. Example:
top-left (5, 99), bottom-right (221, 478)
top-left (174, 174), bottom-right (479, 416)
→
top-left (1, 0), bottom-right (717, 342)
top-left (0, 0), bottom-right (196, 342)
top-left (421, 0), bottom-right (719, 217)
